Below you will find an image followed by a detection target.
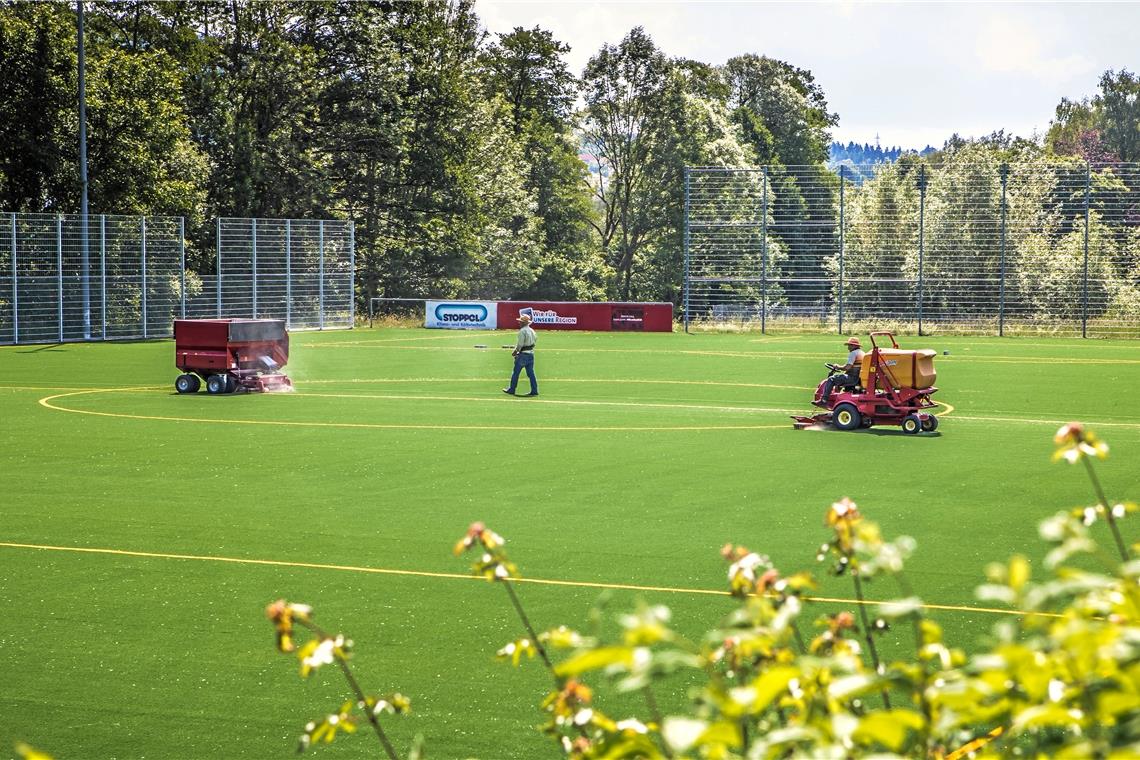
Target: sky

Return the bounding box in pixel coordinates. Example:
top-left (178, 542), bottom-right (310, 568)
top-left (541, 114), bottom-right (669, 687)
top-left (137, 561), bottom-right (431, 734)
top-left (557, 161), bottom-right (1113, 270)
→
top-left (475, 1), bottom-right (1139, 150)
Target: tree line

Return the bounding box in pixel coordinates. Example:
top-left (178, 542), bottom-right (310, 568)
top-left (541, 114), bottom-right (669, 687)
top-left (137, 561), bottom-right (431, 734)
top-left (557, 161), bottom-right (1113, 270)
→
top-left (0, 1), bottom-right (1136, 312)
top-left (0, 0), bottom-right (838, 306)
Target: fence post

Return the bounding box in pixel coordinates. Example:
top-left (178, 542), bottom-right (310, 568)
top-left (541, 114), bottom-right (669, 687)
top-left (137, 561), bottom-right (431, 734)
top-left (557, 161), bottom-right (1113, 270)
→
top-left (251, 218), bottom-right (258, 318)
top-left (349, 220), bottom-right (356, 326)
top-left (917, 166), bottom-right (927, 336)
top-left (998, 163), bottom-right (1008, 337)
top-left (57, 214), bottom-right (63, 342)
top-left (81, 213), bottom-right (90, 340)
top-left (1082, 161), bottom-right (1091, 339)
top-left (838, 166), bottom-right (846, 335)
top-left (100, 215), bottom-right (106, 340)
top-left (141, 216), bottom-right (148, 339)
top-left (10, 213), bottom-right (16, 344)
top-left (683, 167), bottom-right (690, 333)
top-left (285, 219), bottom-right (292, 329)
top-left (761, 166), bottom-right (768, 334)
top-left (216, 217), bottom-right (222, 318)
top-left (318, 219), bottom-right (325, 330)
top-left (179, 217), bottom-right (186, 320)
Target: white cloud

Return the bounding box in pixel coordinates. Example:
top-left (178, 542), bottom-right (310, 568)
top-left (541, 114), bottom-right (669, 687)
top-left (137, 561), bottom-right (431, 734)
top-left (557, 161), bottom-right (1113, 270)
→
top-left (974, 9), bottom-right (1097, 83)
top-left (475, 0), bottom-right (1136, 147)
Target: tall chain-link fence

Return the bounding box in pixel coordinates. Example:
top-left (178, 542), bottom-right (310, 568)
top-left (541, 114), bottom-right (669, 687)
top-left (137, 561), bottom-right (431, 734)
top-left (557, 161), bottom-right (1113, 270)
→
top-left (684, 162), bottom-right (1140, 337)
top-left (0, 213), bottom-right (354, 345)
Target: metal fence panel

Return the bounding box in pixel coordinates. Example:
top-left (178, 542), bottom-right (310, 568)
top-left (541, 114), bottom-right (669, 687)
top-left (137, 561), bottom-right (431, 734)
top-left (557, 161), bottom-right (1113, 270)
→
top-left (684, 162), bottom-right (1140, 337)
top-left (1, 213), bottom-right (355, 344)
top-left (216, 217), bottom-right (354, 330)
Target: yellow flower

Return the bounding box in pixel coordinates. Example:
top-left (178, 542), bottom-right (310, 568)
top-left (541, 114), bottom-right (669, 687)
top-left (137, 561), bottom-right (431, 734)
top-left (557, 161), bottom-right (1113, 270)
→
top-left (266, 599), bottom-right (312, 653)
top-left (1052, 422), bottom-right (1109, 463)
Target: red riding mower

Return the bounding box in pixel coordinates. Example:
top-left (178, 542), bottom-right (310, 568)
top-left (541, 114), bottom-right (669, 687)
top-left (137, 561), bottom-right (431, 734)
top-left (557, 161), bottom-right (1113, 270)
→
top-left (792, 332), bottom-right (941, 434)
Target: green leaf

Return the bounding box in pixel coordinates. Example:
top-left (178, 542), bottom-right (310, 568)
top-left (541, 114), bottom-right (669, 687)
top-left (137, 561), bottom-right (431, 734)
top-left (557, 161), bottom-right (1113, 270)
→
top-left (554, 646), bottom-right (633, 677)
top-left (750, 665), bottom-right (799, 714)
top-left (852, 709), bottom-right (925, 752)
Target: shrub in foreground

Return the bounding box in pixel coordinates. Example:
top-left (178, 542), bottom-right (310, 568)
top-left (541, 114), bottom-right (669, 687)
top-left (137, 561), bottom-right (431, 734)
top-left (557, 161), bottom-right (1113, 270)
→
top-left (272, 423), bottom-right (1137, 757)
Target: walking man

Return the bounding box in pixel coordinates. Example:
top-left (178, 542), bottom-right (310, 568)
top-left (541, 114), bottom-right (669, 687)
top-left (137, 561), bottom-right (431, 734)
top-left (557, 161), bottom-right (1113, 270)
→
top-left (503, 313), bottom-right (538, 396)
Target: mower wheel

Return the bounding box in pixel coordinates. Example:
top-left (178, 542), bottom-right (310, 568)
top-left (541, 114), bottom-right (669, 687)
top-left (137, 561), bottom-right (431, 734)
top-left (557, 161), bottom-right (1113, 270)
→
top-left (206, 374), bottom-right (228, 395)
top-left (922, 414), bottom-right (940, 432)
top-left (175, 374), bottom-right (200, 394)
top-left (902, 414), bottom-right (922, 434)
top-left (833, 403), bottom-right (862, 431)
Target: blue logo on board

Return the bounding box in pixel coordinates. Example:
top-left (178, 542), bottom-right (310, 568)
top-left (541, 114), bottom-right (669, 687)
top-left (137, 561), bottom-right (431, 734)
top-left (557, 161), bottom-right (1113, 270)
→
top-left (435, 303), bottom-right (489, 324)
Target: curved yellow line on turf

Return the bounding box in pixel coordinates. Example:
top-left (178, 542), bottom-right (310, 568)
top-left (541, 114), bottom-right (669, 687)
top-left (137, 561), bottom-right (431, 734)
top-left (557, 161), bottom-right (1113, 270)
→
top-left (0, 541), bottom-right (1063, 619)
top-left (295, 391), bottom-right (800, 415)
top-left (37, 388), bottom-right (792, 432)
top-left (302, 378), bottom-right (814, 391)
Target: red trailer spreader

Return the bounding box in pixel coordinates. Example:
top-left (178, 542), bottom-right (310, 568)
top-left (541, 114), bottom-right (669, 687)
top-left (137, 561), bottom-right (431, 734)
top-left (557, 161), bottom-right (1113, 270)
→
top-left (173, 319), bottom-right (293, 394)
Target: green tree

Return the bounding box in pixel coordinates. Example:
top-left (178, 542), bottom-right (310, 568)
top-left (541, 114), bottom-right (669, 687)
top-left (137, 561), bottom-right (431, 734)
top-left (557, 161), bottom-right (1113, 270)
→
top-left (1096, 69), bottom-right (1140, 163)
top-left (0, 2), bottom-right (80, 211)
top-left (479, 26), bottom-right (605, 300)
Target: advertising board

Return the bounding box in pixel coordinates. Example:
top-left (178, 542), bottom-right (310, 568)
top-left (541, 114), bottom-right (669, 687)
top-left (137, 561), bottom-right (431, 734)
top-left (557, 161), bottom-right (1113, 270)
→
top-left (424, 301), bottom-right (498, 330)
top-left (496, 302), bottom-right (673, 332)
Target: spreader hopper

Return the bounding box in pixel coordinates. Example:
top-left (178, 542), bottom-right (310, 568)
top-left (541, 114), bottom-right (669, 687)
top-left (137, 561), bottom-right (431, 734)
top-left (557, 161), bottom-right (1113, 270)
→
top-left (173, 319), bottom-right (294, 394)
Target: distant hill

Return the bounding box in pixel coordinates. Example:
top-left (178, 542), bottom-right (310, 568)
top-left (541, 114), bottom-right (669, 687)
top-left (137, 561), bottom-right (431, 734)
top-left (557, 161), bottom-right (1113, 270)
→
top-left (827, 141), bottom-right (936, 182)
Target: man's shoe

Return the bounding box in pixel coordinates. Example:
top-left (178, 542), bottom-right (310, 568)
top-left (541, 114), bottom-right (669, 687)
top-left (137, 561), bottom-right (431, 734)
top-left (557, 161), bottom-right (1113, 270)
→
top-left (525, 392), bottom-right (539, 397)
top-left (811, 399), bottom-right (827, 408)
top-left (502, 388), bottom-right (516, 395)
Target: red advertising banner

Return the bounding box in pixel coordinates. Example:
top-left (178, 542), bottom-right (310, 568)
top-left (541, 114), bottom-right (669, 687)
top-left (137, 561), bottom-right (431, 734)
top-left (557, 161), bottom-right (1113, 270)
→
top-left (496, 301), bottom-right (673, 332)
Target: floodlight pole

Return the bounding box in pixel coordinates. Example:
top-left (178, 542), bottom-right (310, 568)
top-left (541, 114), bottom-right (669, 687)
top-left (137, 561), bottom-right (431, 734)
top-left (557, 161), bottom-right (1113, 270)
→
top-left (78, 0), bottom-right (91, 340)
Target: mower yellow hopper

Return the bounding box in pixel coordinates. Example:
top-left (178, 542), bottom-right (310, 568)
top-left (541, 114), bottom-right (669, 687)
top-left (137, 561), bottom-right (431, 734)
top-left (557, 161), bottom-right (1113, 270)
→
top-left (860, 349), bottom-right (937, 390)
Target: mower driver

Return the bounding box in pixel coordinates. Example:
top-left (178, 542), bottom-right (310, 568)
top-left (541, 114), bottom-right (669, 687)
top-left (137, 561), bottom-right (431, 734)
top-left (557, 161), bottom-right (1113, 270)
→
top-left (816, 337), bottom-right (865, 406)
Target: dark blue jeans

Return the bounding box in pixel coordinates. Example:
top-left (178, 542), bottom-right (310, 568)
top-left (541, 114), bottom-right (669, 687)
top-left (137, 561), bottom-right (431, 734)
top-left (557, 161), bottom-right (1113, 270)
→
top-left (508, 352), bottom-right (537, 394)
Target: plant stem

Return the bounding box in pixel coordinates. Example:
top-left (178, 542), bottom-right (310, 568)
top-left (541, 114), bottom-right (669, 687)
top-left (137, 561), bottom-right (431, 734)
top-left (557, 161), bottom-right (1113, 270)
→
top-left (1083, 457), bottom-right (1129, 562)
top-left (296, 619), bottom-right (401, 760)
top-left (335, 656), bottom-right (402, 760)
top-left (501, 579), bottom-right (556, 674)
top-left (852, 573), bottom-right (891, 709)
top-left (641, 686), bottom-right (675, 759)
top-left (791, 621), bottom-right (807, 655)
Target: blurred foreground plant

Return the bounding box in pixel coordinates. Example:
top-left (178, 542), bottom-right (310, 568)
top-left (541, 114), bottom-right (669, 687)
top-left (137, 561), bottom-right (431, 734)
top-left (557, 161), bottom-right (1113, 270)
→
top-left (458, 423), bottom-right (1137, 758)
top-left (265, 600), bottom-right (412, 758)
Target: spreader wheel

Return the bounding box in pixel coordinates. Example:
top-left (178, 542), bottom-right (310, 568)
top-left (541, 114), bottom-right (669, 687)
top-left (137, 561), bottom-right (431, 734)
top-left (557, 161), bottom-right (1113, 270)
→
top-left (922, 414), bottom-right (940, 432)
top-left (175, 374), bottom-right (200, 394)
top-left (902, 414), bottom-right (922, 434)
top-left (206, 374), bottom-right (228, 395)
top-left (833, 403), bottom-right (862, 431)
top-left (224, 374), bottom-right (239, 393)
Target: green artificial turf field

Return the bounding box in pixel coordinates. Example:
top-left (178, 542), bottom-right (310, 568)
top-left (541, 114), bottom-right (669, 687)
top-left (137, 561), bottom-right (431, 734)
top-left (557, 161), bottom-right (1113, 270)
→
top-left (2, 327), bottom-right (1139, 759)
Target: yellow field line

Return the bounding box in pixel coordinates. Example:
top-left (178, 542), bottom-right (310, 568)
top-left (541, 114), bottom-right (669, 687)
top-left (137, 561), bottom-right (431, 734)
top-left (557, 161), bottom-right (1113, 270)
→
top-left (37, 389), bottom-right (792, 432)
top-left (292, 391), bottom-right (800, 415)
top-left (43, 387), bottom-right (1140, 432)
top-left (39, 387), bottom-right (965, 425)
top-left (0, 541), bottom-right (1062, 619)
top-left (318, 333), bottom-right (492, 345)
top-left (323, 343), bottom-right (1140, 365)
top-left (301, 378), bottom-right (814, 391)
